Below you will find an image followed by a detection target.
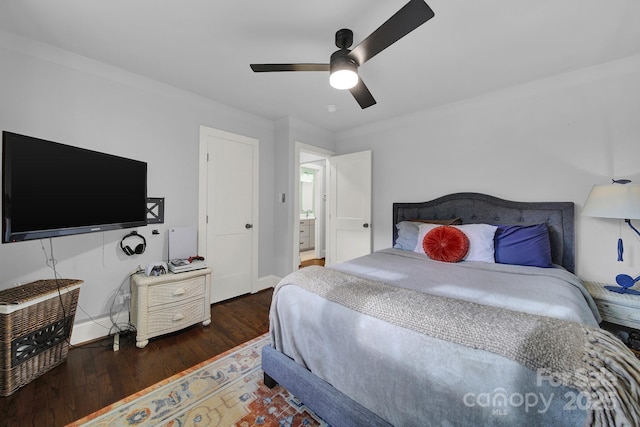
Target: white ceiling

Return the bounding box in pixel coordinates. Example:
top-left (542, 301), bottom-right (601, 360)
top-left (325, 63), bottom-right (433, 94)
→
top-left (1, 1), bottom-right (639, 133)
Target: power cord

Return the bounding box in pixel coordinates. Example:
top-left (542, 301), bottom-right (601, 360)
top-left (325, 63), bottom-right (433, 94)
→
top-left (40, 238), bottom-right (137, 350)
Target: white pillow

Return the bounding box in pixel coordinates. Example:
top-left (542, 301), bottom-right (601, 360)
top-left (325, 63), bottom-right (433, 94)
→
top-left (414, 223), bottom-right (498, 263)
top-left (413, 223), bottom-right (439, 253)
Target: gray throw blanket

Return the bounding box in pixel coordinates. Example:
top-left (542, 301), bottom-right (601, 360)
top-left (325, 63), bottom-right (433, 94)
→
top-left (276, 266), bottom-right (640, 427)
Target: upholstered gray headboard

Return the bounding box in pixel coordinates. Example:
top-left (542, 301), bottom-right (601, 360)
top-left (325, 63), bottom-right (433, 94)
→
top-left (392, 192), bottom-right (575, 273)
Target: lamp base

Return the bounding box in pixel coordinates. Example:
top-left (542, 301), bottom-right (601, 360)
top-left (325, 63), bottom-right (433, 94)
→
top-left (605, 285), bottom-right (640, 296)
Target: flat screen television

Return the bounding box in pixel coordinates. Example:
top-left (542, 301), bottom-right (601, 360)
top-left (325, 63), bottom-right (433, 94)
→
top-left (2, 131), bottom-right (147, 243)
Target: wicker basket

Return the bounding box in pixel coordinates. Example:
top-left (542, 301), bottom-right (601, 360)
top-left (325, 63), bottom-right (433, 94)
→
top-left (0, 279), bottom-right (82, 396)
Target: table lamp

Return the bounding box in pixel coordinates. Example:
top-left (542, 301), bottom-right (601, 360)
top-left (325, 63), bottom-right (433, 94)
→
top-left (582, 180), bottom-right (640, 295)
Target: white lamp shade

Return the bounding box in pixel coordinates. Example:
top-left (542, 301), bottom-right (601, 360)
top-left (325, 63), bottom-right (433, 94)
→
top-left (581, 184), bottom-right (640, 219)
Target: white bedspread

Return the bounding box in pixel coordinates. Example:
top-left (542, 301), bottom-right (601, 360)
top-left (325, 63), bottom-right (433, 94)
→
top-left (269, 249), bottom-right (605, 426)
top-left (333, 249), bottom-right (600, 326)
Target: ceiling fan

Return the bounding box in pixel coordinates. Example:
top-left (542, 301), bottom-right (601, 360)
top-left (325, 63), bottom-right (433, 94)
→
top-left (250, 0), bottom-right (435, 109)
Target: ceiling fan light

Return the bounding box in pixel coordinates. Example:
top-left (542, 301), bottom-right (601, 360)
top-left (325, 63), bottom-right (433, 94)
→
top-left (330, 69), bottom-right (358, 90)
top-left (329, 50), bottom-right (358, 90)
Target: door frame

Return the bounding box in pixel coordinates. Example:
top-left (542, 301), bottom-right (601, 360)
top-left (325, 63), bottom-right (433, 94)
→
top-left (293, 141), bottom-right (334, 271)
top-left (198, 125), bottom-right (260, 295)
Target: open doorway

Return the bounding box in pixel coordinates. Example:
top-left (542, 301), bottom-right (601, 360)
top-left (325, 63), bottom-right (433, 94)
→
top-left (299, 160), bottom-right (324, 267)
top-left (293, 142), bottom-right (333, 270)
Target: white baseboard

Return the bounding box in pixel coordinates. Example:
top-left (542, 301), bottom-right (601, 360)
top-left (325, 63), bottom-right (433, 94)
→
top-left (70, 309), bottom-right (131, 346)
top-left (256, 275), bottom-right (280, 292)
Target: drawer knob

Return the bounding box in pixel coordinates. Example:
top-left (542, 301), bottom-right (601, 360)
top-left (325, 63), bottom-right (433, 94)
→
top-left (172, 313), bottom-right (185, 321)
top-left (173, 288), bottom-right (186, 296)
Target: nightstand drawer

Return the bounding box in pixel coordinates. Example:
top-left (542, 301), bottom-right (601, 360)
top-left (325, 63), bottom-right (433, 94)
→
top-left (147, 276), bottom-right (206, 307)
top-left (147, 298), bottom-right (207, 335)
top-left (597, 301), bottom-right (640, 326)
top-left (584, 281), bottom-right (640, 329)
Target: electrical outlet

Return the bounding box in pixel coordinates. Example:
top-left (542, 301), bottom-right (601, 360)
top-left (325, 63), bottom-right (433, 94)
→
top-left (115, 291), bottom-right (131, 305)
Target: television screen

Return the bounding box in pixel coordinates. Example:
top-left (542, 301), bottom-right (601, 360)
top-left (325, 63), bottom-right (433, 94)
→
top-left (2, 131), bottom-right (148, 243)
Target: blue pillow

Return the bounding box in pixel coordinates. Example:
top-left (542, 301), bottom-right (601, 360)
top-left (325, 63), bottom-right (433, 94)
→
top-left (494, 224), bottom-right (553, 268)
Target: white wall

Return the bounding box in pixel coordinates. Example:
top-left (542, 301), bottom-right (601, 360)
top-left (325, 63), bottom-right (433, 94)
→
top-left (335, 54), bottom-right (640, 284)
top-left (272, 117), bottom-right (334, 277)
top-left (0, 31), bottom-right (276, 338)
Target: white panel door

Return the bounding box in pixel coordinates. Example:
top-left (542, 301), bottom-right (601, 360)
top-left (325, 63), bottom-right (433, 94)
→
top-left (327, 150), bottom-right (372, 266)
top-left (199, 127), bottom-right (258, 303)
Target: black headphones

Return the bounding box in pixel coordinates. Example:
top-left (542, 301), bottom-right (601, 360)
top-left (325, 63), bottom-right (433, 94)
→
top-left (120, 231), bottom-right (146, 256)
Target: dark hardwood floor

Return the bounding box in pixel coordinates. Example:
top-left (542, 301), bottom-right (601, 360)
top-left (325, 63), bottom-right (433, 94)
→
top-left (0, 288), bottom-right (273, 427)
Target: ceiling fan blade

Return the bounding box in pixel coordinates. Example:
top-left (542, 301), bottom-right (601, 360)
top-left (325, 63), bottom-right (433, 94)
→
top-left (349, 78), bottom-right (376, 109)
top-left (250, 64), bottom-right (329, 72)
top-left (349, 0), bottom-right (435, 66)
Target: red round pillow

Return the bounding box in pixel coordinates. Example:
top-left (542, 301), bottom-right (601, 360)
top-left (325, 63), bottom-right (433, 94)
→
top-left (422, 226), bottom-right (470, 263)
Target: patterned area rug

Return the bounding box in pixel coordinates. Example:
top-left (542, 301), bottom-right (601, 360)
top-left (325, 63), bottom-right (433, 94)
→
top-left (67, 334), bottom-right (328, 427)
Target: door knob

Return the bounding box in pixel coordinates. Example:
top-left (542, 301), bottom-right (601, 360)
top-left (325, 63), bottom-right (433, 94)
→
top-left (245, 223), bottom-right (253, 229)
top-left (363, 223), bottom-right (370, 228)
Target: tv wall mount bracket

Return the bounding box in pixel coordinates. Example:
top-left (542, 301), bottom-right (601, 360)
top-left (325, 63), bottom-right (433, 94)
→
top-left (146, 197), bottom-right (164, 224)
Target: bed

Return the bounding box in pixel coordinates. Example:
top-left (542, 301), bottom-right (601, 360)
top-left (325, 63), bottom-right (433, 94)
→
top-left (262, 192), bottom-right (640, 426)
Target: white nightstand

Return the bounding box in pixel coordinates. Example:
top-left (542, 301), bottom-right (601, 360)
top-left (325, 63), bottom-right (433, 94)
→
top-left (583, 281), bottom-right (640, 329)
top-left (130, 268), bottom-right (212, 348)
